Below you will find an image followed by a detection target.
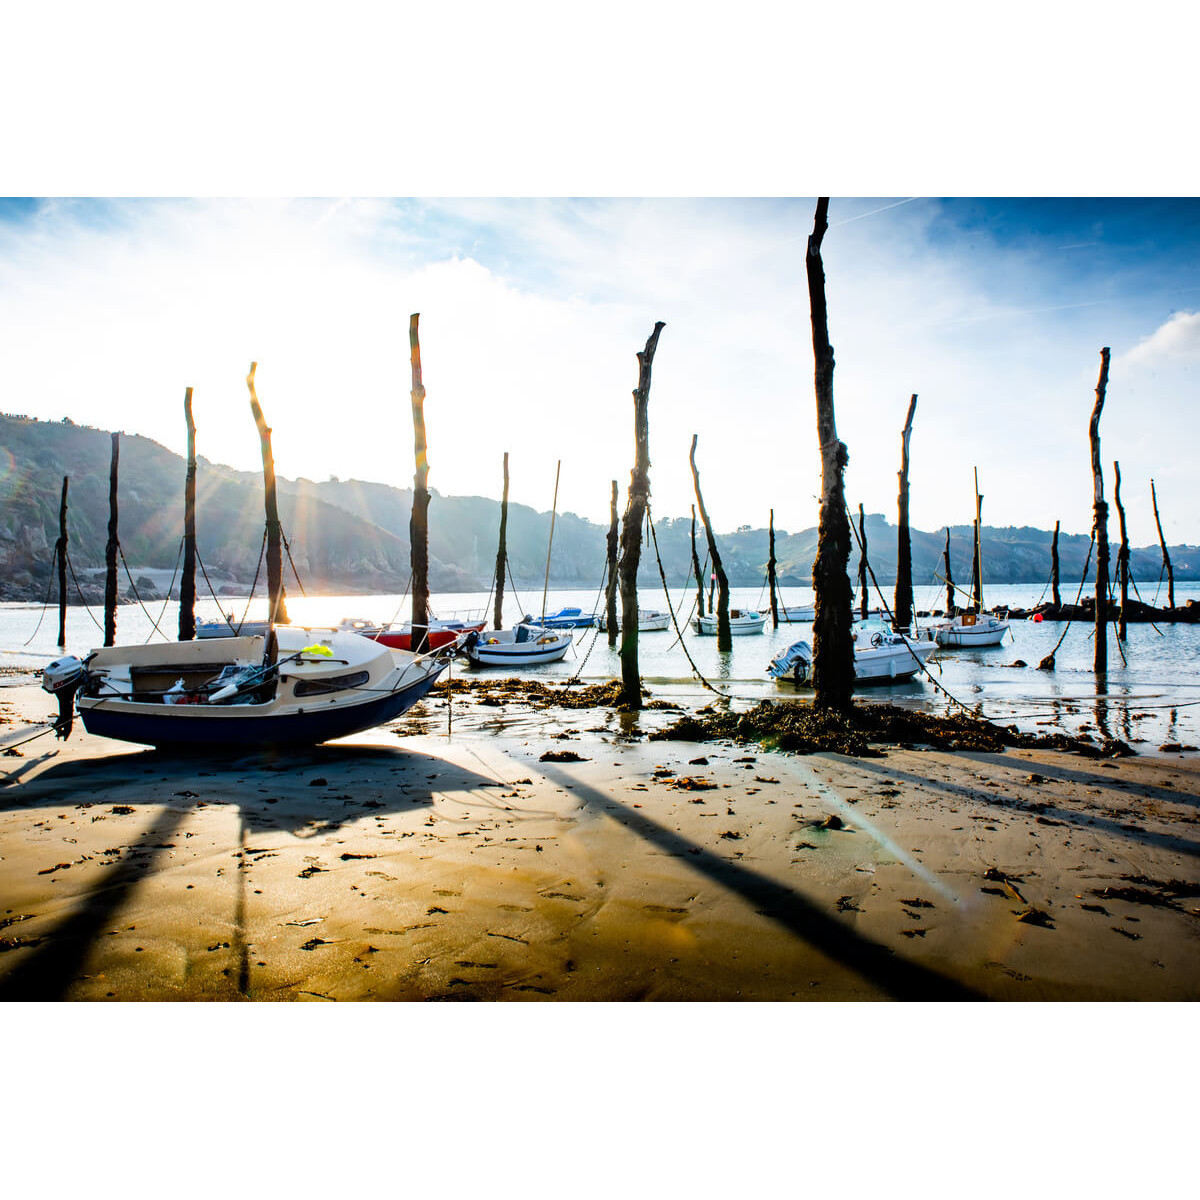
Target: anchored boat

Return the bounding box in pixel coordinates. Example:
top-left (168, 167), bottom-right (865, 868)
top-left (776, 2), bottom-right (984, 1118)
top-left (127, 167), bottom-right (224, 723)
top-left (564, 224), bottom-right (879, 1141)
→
top-left (928, 612), bottom-right (1010, 648)
top-left (42, 626), bottom-right (453, 748)
top-left (768, 623), bottom-right (936, 686)
top-left (463, 624), bottom-right (573, 666)
top-left (693, 608), bottom-right (767, 636)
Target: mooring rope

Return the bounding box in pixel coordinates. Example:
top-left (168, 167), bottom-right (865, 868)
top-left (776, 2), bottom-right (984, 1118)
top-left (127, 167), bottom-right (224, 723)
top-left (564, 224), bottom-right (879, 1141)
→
top-left (63, 552), bottom-right (105, 633)
top-left (1038, 532), bottom-right (1095, 667)
top-left (117, 539), bottom-right (184, 643)
top-left (22, 544), bottom-right (60, 646)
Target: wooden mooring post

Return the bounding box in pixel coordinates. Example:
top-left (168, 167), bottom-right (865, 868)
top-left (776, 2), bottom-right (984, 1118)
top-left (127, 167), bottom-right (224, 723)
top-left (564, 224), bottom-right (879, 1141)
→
top-left (246, 363), bottom-right (287, 649)
top-left (942, 527), bottom-right (954, 616)
top-left (1089, 348), bottom-right (1112, 675)
top-left (1050, 520), bottom-right (1061, 611)
top-left (767, 509), bottom-right (779, 629)
top-left (858, 504), bottom-right (869, 619)
top-left (617, 322), bottom-right (665, 709)
top-left (806, 198), bottom-right (855, 711)
top-left (690, 434), bottom-right (730, 651)
top-left (690, 505), bottom-right (704, 619)
top-left (894, 393), bottom-right (917, 630)
top-left (409, 314), bottom-right (431, 653)
top-left (970, 467), bottom-right (983, 613)
top-left (1151, 478), bottom-right (1174, 609)
top-left (1114, 460), bottom-right (1129, 641)
top-left (104, 434), bottom-right (119, 646)
top-left (179, 388), bottom-right (197, 641)
top-left (493, 452), bottom-right (509, 630)
top-left (56, 476), bottom-right (69, 649)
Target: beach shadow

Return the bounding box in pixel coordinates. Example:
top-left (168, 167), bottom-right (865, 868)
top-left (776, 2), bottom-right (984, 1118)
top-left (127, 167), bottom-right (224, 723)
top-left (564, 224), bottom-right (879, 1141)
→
top-left (536, 759), bottom-right (984, 1001)
top-left (0, 741), bottom-right (502, 1000)
top-left (841, 754), bottom-right (1200, 860)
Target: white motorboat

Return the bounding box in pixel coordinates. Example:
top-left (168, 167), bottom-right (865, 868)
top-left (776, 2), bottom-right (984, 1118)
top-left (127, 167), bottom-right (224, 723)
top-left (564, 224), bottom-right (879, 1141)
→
top-left (463, 624), bottom-right (573, 666)
top-left (597, 608), bottom-right (671, 632)
top-left (41, 626), bottom-right (453, 749)
top-left (692, 608), bottom-right (767, 636)
top-left (767, 624), bottom-right (936, 686)
top-left (766, 603), bottom-right (816, 623)
top-left (929, 612), bottom-right (1010, 648)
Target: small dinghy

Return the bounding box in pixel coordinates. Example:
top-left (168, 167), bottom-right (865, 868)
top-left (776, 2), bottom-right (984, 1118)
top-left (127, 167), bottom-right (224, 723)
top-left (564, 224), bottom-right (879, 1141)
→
top-left (928, 612), bottom-right (1010, 648)
top-left (522, 607), bottom-right (598, 630)
top-left (42, 626), bottom-right (453, 748)
top-left (692, 608), bottom-right (766, 636)
top-left (771, 604), bottom-right (816, 623)
top-left (767, 624), bottom-right (936, 686)
top-left (464, 624), bottom-right (573, 666)
top-left (597, 609), bottom-right (671, 632)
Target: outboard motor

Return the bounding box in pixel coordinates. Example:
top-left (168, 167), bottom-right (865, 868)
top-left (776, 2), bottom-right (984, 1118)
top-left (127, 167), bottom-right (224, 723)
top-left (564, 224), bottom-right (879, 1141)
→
top-left (42, 655), bottom-right (86, 740)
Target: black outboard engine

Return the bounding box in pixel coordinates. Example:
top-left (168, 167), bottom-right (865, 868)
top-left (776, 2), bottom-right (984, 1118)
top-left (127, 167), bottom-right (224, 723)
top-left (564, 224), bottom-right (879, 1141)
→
top-left (42, 655), bottom-right (86, 739)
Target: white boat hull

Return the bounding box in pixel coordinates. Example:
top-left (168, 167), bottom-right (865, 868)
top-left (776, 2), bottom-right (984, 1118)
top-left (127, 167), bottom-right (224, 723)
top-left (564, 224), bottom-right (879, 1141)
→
top-left (693, 609), bottom-right (766, 636)
top-left (466, 625), bottom-right (573, 666)
top-left (930, 615), bottom-right (1010, 647)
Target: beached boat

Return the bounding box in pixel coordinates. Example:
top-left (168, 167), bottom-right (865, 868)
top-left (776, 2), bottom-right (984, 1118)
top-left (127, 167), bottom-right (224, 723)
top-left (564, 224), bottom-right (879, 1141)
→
top-left (463, 624), bottom-right (573, 666)
top-left (597, 608), bottom-right (671, 632)
top-left (767, 624), bottom-right (936, 686)
top-left (928, 612), bottom-right (1010, 648)
top-left (41, 626), bottom-right (452, 748)
top-left (523, 607), bottom-right (598, 630)
top-left (197, 617), bottom-right (274, 639)
top-left (692, 609), bottom-right (767, 636)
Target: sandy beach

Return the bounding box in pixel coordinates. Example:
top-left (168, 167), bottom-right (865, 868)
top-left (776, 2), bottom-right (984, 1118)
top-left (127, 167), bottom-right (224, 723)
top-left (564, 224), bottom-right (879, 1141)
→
top-left (1, 676), bottom-right (1197, 1002)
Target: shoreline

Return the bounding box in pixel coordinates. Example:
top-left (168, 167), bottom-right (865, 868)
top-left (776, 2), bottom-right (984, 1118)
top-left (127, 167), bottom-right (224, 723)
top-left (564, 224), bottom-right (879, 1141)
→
top-left (1, 678), bottom-right (1197, 1001)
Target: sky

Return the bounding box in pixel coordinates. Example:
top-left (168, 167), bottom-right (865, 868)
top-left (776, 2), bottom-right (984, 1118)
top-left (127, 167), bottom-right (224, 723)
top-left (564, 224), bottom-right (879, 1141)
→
top-left (0, 195), bottom-right (1196, 546)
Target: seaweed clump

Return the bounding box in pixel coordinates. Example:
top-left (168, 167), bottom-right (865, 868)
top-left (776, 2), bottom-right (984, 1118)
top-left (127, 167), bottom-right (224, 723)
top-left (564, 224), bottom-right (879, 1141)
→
top-left (649, 699), bottom-right (1130, 759)
top-left (436, 677), bottom-right (677, 712)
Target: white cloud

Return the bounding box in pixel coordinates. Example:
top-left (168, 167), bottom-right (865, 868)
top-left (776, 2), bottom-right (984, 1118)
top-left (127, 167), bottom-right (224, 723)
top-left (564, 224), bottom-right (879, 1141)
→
top-left (1119, 310), bottom-right (1200, 368)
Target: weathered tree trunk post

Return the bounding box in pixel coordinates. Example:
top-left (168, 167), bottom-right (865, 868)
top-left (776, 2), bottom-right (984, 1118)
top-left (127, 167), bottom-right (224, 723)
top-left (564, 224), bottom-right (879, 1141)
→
top-left (605, 480), bottom-right (619, 645)
top-left (690, 505), bottom-right (705, 618)
top-left (246, 362), bottom-right (287, 643)
top-left (943, 527), bottom-right (954, 616)
top-left (104, 433), bottom-right (119, 646)
top-left (1050, 520), bottom-right (1061, 611)
top-left (1090, 348), bottom-right (1112, 675)
top-left (806, 199), bottom-right (855, 711)
top-left (408, 314), bottom-right (431, 653)
top-left (617, 322), bottom-right (665, 709)
top-left (1151, 478), bottom-right (1175, 609)
top-left (493, 452), bottom-right (509, 630)
top-left (894, 393), bottom-right (917, 630)
top-left (971, 468), bottom-right (983, 613)
top-left (690, 434), bottom-right (730, 651)
top-left (56, 476), bottom-right (69, 649)
top-left (179, 387), bottom-right (197, 641)
top-left (1114, 460), bottom-right (1129, 641)
top-left (858, 504), bottom-right (869, 619)
top-left (767, 509), bottom-right (779, 629)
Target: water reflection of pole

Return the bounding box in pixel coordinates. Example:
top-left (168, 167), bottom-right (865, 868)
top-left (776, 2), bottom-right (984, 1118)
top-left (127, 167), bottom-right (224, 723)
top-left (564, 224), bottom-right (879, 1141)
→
top-left (1094, 678), bottom-right (1111, 743)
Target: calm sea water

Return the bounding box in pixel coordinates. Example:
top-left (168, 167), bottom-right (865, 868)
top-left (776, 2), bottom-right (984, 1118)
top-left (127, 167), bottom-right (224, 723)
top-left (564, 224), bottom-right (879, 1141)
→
top-left (3, 580), bottom-right (1198, 751)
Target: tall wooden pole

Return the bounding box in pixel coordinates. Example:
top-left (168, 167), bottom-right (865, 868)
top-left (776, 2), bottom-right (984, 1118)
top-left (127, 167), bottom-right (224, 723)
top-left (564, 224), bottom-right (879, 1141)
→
top-left (767, 509), bottom-right (779, 629)
top-left (617, 321), bottom-right (665, 709)
top-left (859, 504), bottom-right (869, 619)
top-left (179, 387), bottom-right (197, 641)
top-left (246, 362), bottom-right (287, 640)
top-left (408, 314), bottom-right (431, 653)
top-left (971, 467), bottom-right (983, 613)
top-left (605, 480), bottom-right (619, 645)
top-left (540, 460), bottom-right (561, 622)
top-left (493, 452), bottom-right (509, 630)
top-left (690, 505), bottom-right (704, 618)
top-left (690, 434), bottom-right (730, 651)
top-left (894, 394), bottom-right (917, 630)
top-left (1151, 479), bottom-right (1175, 609)
top-left (1050, 520), bottom-right (1061, 610)
top-left (1114, 460), bottom-right (1129, 641)
top-left (56, 476), bottom-right (69, 649)
top-left (942, 527), bottom-right (954, 616)
top-left (807, 198), bottom-right (855, 711)
top-left (104, 433), bottom-right (119, 647)
top-left (1090, 348), bottom-right (1111, 676)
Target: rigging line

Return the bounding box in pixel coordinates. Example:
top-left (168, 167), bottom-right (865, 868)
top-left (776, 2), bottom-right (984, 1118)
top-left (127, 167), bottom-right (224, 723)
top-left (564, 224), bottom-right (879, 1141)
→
top-left (504, 554), bottom-right (529, 622)
top-left (234, 531), bottom-right (268, 634)
top-left (63, 552), bottom-right (105, 633)
top-left (280, 530), bottom-right (308, 598)
top-left (848, 512), bottom-right (980, 718)
top-left (647, 502), bottom-right (728, 698)
top-left (1151, 564), bottom-right (1165, 608)
top-left (383, 573), bottom-right (413, 632)
top-left (665, 550), bottom-right (709, 653)
top-left (194, 547), bottom-right (236, 630)
top-left (1106, 576), bottom-right (1128, 667)
top-left (117, 539), bottom-right (183, 643)
top-left (1127, 571), bottom-right (1165, 636)
top-left (1039, 532), bottom-right (1096, 663)
top-left (22, 544), bottom-right (59, 646)
top-left (566, 559), bottom-right (612, 682)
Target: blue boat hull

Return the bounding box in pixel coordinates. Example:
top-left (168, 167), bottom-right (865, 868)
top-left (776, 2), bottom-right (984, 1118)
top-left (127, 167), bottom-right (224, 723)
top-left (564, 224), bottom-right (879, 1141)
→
top-left (79, 665), bottom-right (446, 749)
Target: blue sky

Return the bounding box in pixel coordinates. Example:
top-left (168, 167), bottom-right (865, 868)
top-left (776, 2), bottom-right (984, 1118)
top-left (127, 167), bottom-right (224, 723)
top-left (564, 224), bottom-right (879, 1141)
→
top-left (0, 196), bottom-right (1196, 547)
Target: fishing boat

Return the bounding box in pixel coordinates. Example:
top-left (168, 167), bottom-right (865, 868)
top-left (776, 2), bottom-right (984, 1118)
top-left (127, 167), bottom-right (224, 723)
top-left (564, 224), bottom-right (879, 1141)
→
top-left (928, 611), bottom-right (1010, 648)
top-left (767, 623), bottom-right (936, 686)
top-left (463, 624), bottom-right (573, 666)
top-left (692, 608), bottom-right (767, 636)
top-left (41, 626), bottom-right (453, 748)
top-left (597, 608), bottom-right (671, 633)
top-left (523, 606), bottom-right (598, 630)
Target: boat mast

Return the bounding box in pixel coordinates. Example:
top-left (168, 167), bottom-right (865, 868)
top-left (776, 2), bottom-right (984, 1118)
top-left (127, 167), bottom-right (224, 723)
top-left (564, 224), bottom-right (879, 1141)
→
top-left (246, 362), bottom-right (286, 664)
top-left (540, 459), bottom-right (561, 622)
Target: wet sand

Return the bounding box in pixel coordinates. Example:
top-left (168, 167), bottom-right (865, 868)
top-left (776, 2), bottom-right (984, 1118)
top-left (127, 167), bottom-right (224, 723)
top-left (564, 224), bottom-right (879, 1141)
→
top-left (1, 679), bottom-right (1197, 1001)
